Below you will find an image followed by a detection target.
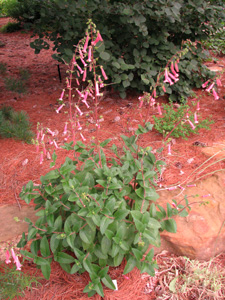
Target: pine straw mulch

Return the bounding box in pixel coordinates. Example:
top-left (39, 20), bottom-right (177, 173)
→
top-left (7, 251), bottom-right (224, 300)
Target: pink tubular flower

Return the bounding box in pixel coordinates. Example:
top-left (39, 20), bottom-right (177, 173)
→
top-left (162, 85), bottom-right (166, 93)
top-left (63, 122), bottom-right (67, 135)
top-left (56, 103), bottom-right (65, 114)
top-left (202, 80), bottom-right (210, 89)
top-left (175, 59), bottom-right (179, 72)
top-left (79, 48), bottom-right (84, 59)
top-left (66, 78), bottom-right (70, 88)
top-left (188, 119), bottom-right (195, 130)
top-left (41, 133), bottom-right (45, 141)
top-left (11, 248), bottom-right (17, 264)
top-left (194, 112), bottom-right (198, 123)
top-left (216, 78), bottom-right (222, 87)
top-left (164, 68), bottom-right (174, 85)
top-left (87, 46), bottom-right (92, 62)
top-left (206, 82), bottom-right (215, 92)
top-left (5, 250), bottom-right (11, 264)
top-left (92, 32), bottom-right (103, 46)
top-left (53, 140), bottom-right (59, 149)
top-left (76, 64), bottom-right (84, 74)
top-left (76, 105), bottom-right (83, 116)
top-left (40, 152), bottom-right (43, 164)
top-left (122, 275), bottom-right (130, 280)
top-left (168, 143), bottom-right (172, 155)
top-left (170, 62), bottom-right (179, 77)
top-left (80, 133), bottom-right (86, 141)
top-left (47, 128), bottom-right (55, 136)
top-left (168, 72), bottom-right (179, 82)
top-left (77, 121), bottom-right (82, 130)
top-left (89, 63), bottom-right (92, 72)
top-left (76, 89), bottom-right (84, 98)
top-left (157, 103), bottom-right (162, 115)
top-left (197, 101), bottom-right (200, 111)
top-left (172, 202), bottom-right (179, 210)
top-left (83, 35), bottom-right (89, 53)
top-left (76, 78), bottom-right (80, 86)
top-left (212, 88), bottom-right (219, 100)
top-left (178, 185), bottom-right (185, 191)
top-left (82, 68), bottom-right (87, 81)
top-left (187, 184), bottom-right (196, 187)
top-left (100, 66), bottom-right (108, 80)
top-left (95, 82), bottom-right (101, 96)
top-left (168, 186), bottom-right (177, 191)
top-left (153, 89), bottom-right (156, 98)
top-left (15, 256), bottom-right (22, 271)
top-left (80, 57), bottom-right (87, 67)
top-left (59, 90), bottom-right (64, 101)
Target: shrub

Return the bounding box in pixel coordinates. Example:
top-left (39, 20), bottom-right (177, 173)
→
top-left (13, 0), bottom-right (225, 100)
top-left (153, 101), bottom-right (214, 140)
top-left (0, 21), bottom-right (22, 33)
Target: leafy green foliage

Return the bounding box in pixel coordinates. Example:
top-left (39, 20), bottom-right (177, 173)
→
top-left (203, 26), bottom-right (225, 56)
top-left (7, 0), bottom-right (224, 99)
top-left (0, 262), bottom-right (41, 300)
top-left (18, 125), bottom-right (190, 297)
top-left (153, 102), bottom-right (214, 140)
top-left (0, 106), bottom-right (34, 143)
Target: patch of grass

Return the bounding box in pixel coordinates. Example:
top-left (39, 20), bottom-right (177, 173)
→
top-left (0, 106), bottom-right (34, 143)
top-left (0, 262), bottom-right (41, 300)
top-left (0, 21), bottom-right (22, 33)
top-left (0, 62), bottom-right (7, 75)
top-left (3, 67), bottom-right (31, 94)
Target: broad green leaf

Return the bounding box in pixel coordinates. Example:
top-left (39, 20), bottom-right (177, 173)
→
top-left (40, 236), bottom-right (51, 257)
top-left (101, 236), bottom-right (111, 255)
top-left (123, 256), bottom-right (136, 274)
top-left (100, 216), bottom-right (114, 235)
top-left (55, 252), bottom-right (75, 264)
top-left (102, 274), bottom-right (116, 290)
top-left (30, 240), bottom-right (40, 256)
top-left (79, 224), bottom-right (96, 244)
top-left (113, 252), bottom-right (124, 267)
top-left (100, 51), bottom-right (110, 61)
top-left (161, 219), bottom-right (177, 233)
top-left (83, 259), bottom-right (93, 274)
top-left (50, 234), bottom-right (60, 253)
top-left (41, 261), bottom-right (51, 280)
top-left (27, 228), bottom-right (38, 241)
top-left (132, 248), bottom-right (143, 260)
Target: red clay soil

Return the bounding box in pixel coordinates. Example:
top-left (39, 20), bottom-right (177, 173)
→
top-left (0, 17), bottom-right (225, 299)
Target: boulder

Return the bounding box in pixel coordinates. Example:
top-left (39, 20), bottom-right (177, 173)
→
top-left (156, 171), bottom-right (225, 260)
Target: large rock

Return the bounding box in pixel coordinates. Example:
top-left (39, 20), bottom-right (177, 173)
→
top-left (157, 171), bottom-right (225, 260)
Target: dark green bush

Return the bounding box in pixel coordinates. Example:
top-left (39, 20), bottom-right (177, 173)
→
top-left (0, 22), bottom-right (22, 33)
top-left (6, 0), bottom-right (225, 99)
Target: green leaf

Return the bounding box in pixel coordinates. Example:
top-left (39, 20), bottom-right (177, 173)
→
top-left (161, 219), bottom-right (177, 233)
top-left (55, 252), bottom-right (75, 264)
top-left (100, 51), bottom-right (110, 61)
top-left (100, 216), bottom-right (114, 234)
top-left (79, 224), bottom-right (96, 244)
top-left (113, 209), bottom-right (129, 220)
top-left (83, 259), bottom-right (93, 274)
top-left (123, 256), bottom-right (136, 274)
top-left (100, 139), bottom-right (111, 147)
top-left (50, 234), bottom-right (60, 253)
top-left (41, 261), bottom-right (51, 280)
top-left (101, 236), bottom-right (111, 255)
top-left (27, 228), bottom-right (38, 241)
top-left (30, 240), bottom-right (40, 256)
top-left (40, 236), bottom-right (51, 257)
top-left (71, 261), bottom-right (82, 274)
top-left (102, 274), bottom-right (116, 290)
top-left (132, 248), bottom-right (143, 260)
top-left (113, 252), bottom-right (124, 267)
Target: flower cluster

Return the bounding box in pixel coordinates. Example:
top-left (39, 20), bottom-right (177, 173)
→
top-left (163, 60), bottom-right (180, 86)
top-left (5, 248), bottom-right (22, 271)
top-left (202, 77), bottom-right (222, 100)
top-left (34, 22), bottom-right (108, 165)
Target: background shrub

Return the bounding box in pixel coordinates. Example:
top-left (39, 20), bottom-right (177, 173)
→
top-left (5, 0), bottom-right (225, 99)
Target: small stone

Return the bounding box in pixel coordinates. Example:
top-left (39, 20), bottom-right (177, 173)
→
top-left (114, 116), bottom-right (120, 122)
top-left (22, 159), bottom-right (28, 166)
top-left (187, 158), bottom-right (194, 164)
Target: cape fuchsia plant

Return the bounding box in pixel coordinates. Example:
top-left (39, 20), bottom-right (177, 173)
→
top-left (17, 20), bottom-right (193, 298)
